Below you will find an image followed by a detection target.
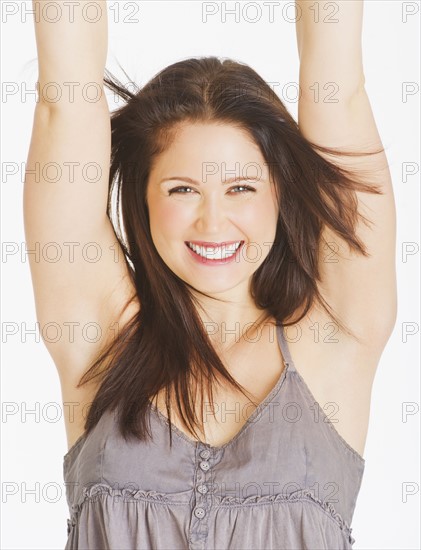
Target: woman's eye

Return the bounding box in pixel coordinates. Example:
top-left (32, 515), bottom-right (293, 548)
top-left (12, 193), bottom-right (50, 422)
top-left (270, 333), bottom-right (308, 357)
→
top-left (168, 186), bottom-right (195, 195)
top-left (231, 185), bottom-right (255, 193)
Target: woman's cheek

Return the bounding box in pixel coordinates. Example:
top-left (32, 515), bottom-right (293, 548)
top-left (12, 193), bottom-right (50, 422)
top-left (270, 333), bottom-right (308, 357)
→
top-left (151, 199), bottom-right (192, 236)
top-left (174, 203), bottom-right (195, 233)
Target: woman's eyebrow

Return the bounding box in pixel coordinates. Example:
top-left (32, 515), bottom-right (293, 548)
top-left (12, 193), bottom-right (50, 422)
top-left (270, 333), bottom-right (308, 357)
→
top-left (159, 175), bottom-right (267, 185)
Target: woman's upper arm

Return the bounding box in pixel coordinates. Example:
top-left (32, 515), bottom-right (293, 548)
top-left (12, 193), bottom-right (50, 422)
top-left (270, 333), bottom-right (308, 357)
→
top-left (23, 101), bottom-right (138, 372)
top-left (298, 87), bottom-right (397, 346)
top-left (294, 1), bottom-right (397, 346)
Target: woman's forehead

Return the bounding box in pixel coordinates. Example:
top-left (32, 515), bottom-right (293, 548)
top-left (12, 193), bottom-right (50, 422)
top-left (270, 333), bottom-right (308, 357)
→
top-left (150, 122), bottom-right (268, 182)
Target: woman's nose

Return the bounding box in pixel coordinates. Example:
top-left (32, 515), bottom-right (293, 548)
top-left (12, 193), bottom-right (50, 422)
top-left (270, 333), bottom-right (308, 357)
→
top-left (195, 197), bottom-right (226, 234)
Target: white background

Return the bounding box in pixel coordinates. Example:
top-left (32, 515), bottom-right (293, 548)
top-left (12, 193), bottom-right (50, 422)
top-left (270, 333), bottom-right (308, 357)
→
top-left (1, 1), bottom-right (420, 548)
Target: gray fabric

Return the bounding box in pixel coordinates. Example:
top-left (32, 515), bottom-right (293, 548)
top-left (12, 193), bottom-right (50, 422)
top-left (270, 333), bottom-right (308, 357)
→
top-left (64, 323), bottom-right (365, 549)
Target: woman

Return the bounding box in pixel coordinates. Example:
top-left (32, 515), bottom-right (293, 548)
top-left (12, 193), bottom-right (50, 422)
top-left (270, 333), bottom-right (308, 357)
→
top-left (24, 0), bottom-right (397, 548)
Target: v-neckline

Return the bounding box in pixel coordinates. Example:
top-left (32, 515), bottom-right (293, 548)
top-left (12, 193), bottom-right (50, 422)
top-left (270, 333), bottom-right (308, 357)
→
top-left (148, 323), bottom-right (291, 451)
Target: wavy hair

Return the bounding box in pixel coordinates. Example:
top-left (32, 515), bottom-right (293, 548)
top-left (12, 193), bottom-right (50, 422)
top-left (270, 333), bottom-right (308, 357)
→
top-left (77, 56), bottom-right (383, 447)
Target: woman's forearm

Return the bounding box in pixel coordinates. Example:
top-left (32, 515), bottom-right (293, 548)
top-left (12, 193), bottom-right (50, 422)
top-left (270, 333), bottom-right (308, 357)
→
top-left (32, 0), bottom-right (108, 107)
top-left (295, 0), bottom-right (365, 99)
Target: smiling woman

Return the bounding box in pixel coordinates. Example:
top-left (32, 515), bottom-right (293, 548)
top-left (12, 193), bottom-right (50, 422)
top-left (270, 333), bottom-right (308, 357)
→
top-left (89, 56), bottom-right (387, 447)
top-left (23, 0), bottom-right (398, 548)
top-left (57, 56), bottom-right (388, 547)
top-left (146, 122), bottom-right (279, 293)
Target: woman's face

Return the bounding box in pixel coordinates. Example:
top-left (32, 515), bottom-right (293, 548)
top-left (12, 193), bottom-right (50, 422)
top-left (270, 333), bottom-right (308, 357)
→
top-left (146, 122), bottom-right (279, 298)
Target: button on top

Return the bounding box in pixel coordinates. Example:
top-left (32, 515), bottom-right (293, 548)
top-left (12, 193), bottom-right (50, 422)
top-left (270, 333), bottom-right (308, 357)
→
top-left (200, 461), bottom-right (210, 471)
top-left (200, 449), bottom-right (211, 459)
top-left (194, 507), bottom-right (206, 519)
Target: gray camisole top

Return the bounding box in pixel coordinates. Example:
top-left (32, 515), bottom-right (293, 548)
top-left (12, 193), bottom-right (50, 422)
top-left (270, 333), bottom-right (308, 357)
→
top-left (63, 323), bottom-right (366, 549)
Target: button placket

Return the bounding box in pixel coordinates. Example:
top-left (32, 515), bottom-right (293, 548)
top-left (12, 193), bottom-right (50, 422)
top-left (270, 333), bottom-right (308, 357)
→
top-left (190, 444), bottom-right (214, 547)
top-left (196, 451), bottom-right (211, 509)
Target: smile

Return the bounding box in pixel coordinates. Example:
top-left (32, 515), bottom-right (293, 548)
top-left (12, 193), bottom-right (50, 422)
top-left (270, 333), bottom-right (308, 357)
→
top-left (185, 241), bottom-right (243, 261)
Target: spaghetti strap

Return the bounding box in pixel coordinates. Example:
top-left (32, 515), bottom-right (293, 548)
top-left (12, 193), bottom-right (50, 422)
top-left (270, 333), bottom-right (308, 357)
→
top-left (276, 323), bottom-right (296, 372)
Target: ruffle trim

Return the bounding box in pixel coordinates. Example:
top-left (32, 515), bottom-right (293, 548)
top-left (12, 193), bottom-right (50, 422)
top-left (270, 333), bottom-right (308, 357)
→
top-left (67, 483), bottom-right (191, 535)
top-left (66, 482), bottom-right (192, 535)
top-left (215, 488), bottom-right (355, 545)
top-left (66, 483), bottom-right (355, 545)
top-left (74, 482), bottom-right (191, 508)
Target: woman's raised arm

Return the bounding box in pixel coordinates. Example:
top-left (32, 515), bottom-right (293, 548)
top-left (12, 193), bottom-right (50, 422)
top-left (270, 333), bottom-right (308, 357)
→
top-left (296, 0), bottom-right (364, 100)
top-left (33, 0), bottom-right (108, 104)
top-left (23, 1), bottom-right (136, 377)
top-left (295, 0), bottom-right (397, 350)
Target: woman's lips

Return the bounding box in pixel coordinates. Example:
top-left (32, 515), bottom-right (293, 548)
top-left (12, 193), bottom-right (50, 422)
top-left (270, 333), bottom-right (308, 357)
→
top-left (185, 240), bottom-right (242, 247)
top-left (185, 241), bottom-right (244, 266)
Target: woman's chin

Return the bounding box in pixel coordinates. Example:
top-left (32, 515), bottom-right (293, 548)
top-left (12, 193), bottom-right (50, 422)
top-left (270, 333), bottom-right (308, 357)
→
top-left (179, 273), bottom-right (248, 297)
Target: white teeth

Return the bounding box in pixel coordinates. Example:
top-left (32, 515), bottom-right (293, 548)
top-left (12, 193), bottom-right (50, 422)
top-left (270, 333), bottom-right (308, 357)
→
top-left (187, 241), bottom-right (242, 260)
top-left (224, 243), bottom-right (238, 253)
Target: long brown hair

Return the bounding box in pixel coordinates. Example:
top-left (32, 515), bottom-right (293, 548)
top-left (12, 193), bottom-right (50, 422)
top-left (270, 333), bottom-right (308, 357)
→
top-left (77, 56), bottom-right (383, 447)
